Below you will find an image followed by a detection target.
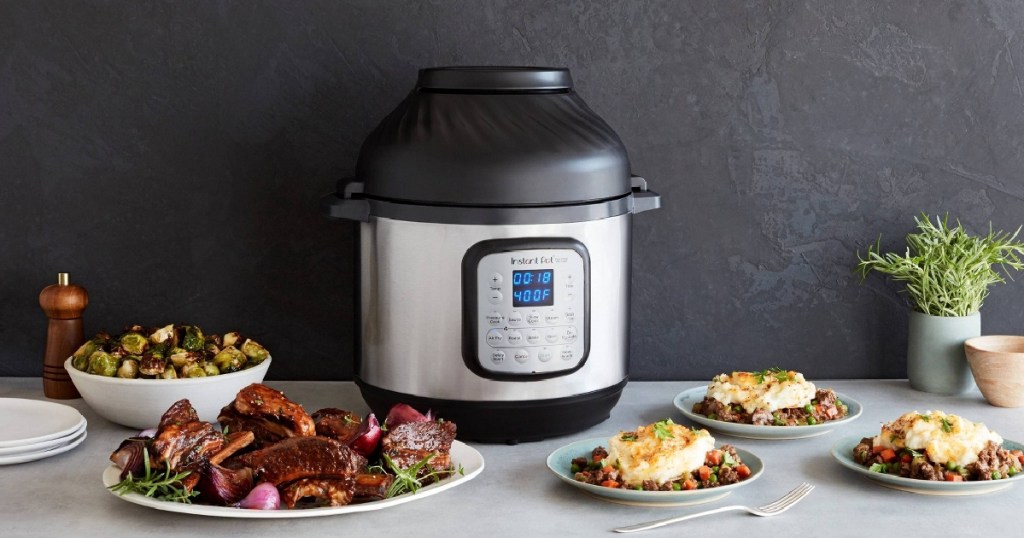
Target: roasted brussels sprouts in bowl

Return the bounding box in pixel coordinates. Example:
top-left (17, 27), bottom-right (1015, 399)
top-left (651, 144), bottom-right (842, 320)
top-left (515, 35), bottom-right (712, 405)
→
top-left (63, 324), bottom-right (272, 428)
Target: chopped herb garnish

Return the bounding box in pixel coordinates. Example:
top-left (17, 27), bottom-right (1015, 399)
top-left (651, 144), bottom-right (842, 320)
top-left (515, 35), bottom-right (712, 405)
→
top-left (868, 463), bottom-right (888, 474)
top-left (941, 417), bottom-right (953, 433)
top-left (919, 414), bottom-right (931, 421)
top-left (620, 432), bottom-right (638, 442)
top-left (754, 367), bottom-right (790, 384)
top-left (652, 419), bottom-right (675, 440)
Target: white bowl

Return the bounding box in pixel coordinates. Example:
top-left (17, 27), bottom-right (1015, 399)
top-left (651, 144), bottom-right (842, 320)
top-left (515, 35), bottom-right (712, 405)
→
top-left (65, 356), bottom-right (271, 429)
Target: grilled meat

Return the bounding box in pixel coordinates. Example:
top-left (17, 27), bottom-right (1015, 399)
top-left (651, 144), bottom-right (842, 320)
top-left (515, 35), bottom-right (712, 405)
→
top-left (280, 477), bottom-right (356, 508)
top-left (218, 383), bottom-right (315, 447)
top-left (226, 436), bottom-right (367, 506)
top-left (381, 420), bottom-right (457, 478)
top-left (312, 408), bottom-right (362, 444)
top-left (150, 400), bottom-right (224, 472)
top-left (159, 398), bottom-right (200, 429)
top-left (353, 472), bottom-right (394, 501)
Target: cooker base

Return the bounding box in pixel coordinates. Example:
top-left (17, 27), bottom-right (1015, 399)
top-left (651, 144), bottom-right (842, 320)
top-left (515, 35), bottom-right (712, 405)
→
top-left (356, 377), bottom-right (627, 444)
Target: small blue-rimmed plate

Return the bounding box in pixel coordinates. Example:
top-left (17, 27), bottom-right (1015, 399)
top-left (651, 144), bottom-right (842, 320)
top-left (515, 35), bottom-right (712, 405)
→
top-left (831, 436), bottom-right (1024, 495)
top-left (546, 437), bottom-right (763, 506)
top-left (674, 387), bottom-right (863, 440)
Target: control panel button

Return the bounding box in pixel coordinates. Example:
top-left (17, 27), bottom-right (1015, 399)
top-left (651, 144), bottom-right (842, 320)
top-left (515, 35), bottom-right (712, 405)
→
top-left (487, 290), bottom-right (503, 305)
top-left (508, 310), bottom-right (524, 326)
top-left (537, 349), bottom-right (553, 362)
top-left (526, 330), bottom-right (541, 345)
top-left (491, 350), bottom-right (506, 364)
top-left (486, 329), bottom-right (505, 346)
top-left (562, 326), bottom-right (578, 343)
top-left (488, 273), bottom-right (503, 287)
top-left (486, 311), bottom-right (505, 326)
top-left (513, 349), bottom-right (530, 363)
top-left (560, 349), bottom-right (574, 361)
top-left (564, 310), bottom-right (575, 322)
top-left (506, 330), bottom-right (523, 346)
top-left (526, 310), bottom-right (541, 325)
top-left (544, 330), bottom-right (559, 344)
top-left (545, 311), bottom-right (560, 324)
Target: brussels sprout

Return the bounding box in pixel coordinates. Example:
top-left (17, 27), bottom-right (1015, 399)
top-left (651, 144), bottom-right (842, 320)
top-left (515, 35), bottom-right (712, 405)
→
top-left (71, 339), bottom-right (102, 371)
top-left (139, 354), bottom-right (167, 376)
top-left (222, 331), bottom-right (241, 348)
top-left (213, 346), bottom-right (246, 374)
top-left (159, 367), bottom-right (178, 379)
top-left (181, 363), bottom-right (207, 378)
top-left (240, 339), bottom-right (269, 365)
top-left (181, 326), bottom-right (205, 352)
top-left (117, 358), bottom-right (139, 379)
top-left (148, 342), bottom-right (168, 360)
top-left (204, 340), bottom-right (221, 357)
top-left (87, 351), bottom-right (117, 377)
top-left (149, 324), bottom-right (176, 345)
top-left (169, 350), bottom-right (202, 370)
top-left (119, 332), bottom-right (149, 355)
top-left (201, 361), bottom-right (220, 377)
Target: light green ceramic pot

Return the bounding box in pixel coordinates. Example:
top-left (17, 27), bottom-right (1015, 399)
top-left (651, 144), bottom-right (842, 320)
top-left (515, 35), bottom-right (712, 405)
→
top-left (907, 311), bottom-right (980, 394)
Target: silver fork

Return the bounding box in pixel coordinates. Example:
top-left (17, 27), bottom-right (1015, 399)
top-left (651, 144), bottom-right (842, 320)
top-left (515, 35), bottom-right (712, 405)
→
top-left (613, 482), bottom-right (815, 533)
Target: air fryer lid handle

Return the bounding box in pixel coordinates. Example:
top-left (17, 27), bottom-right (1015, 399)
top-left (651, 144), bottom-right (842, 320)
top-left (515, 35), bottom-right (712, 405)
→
top-left (320, 180), bottom-right (370, 222)
top-left (630, 176), bottom-right (661, 214)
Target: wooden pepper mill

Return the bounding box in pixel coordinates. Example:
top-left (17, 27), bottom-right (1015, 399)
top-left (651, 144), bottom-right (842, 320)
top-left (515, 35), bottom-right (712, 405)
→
top-left (39, 272), bottom-right (88, 399)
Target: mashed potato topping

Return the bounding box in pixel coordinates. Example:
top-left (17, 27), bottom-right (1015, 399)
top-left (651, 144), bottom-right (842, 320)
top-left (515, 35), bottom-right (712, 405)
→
top-left (874, 410), bottom-right (1003, 468)
top-left (607, 420), bottom-right (715, 485)
top-left (706, 369), bottom-right (817, 414)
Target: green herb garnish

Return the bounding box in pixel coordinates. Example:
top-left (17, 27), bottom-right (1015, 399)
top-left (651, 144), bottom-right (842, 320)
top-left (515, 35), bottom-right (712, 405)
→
top-left (108, 449), bottom-right (198, 504)
top-left (754, 367), bottom-right (790, 384)
top-left (652, 419), bottom-right (675, 440)
top-left (370, 453), bottom-right (463, 498)
top-left (868, 463), bottom-right (888, 474)
top-left (620, 432), bottom-right (638, 442)
top-left (941, 417), bottom-right (953, 433)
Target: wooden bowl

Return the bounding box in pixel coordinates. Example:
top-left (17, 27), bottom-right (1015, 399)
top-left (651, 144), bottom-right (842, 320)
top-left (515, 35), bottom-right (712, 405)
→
top-left (964, 336), bottom-right (1024, 407)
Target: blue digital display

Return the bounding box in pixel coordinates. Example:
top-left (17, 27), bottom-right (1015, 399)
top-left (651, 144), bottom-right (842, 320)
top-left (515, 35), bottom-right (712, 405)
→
top-left (512, 269), bottom-right (554, 307)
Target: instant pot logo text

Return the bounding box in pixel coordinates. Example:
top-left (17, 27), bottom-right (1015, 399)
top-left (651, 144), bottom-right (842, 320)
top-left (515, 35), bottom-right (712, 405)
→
top-left (510, 255), bottom-right (570, 265)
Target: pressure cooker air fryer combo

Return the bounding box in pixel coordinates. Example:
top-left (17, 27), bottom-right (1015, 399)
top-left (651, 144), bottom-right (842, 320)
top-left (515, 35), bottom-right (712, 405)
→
top-left (322, 67), bottom-right (660, 442)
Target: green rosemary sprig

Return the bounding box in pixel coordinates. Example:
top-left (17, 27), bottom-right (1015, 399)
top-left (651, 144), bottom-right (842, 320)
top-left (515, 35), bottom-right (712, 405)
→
top-left (108, 449), bottom-right (198, 504)
top-left (370, 453), bottom-right (464, 498)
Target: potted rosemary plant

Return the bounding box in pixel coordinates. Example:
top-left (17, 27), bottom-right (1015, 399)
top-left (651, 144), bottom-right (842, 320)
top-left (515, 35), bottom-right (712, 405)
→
top-left (856, 213), bottom-right (1024, 394)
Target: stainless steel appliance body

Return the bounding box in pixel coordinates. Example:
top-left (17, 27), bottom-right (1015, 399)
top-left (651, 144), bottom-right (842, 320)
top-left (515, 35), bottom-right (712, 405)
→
top-left (358, 216), bottom-right (630, 402)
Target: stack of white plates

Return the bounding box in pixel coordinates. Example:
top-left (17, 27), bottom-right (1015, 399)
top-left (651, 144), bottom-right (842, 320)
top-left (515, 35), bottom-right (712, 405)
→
top-left (0, 398), bottom-right (88, 465)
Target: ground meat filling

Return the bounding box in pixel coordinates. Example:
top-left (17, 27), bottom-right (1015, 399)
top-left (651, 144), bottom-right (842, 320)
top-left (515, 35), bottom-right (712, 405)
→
top-left (571, 444), bottom-right (750, 491)
top-left (852, 438), bottom-right (1023, 481)
top-left (693, 388), bottom-right (848, 426)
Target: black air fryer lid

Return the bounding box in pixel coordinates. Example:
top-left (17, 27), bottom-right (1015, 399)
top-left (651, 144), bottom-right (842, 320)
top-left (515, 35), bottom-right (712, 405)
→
top-left (354, 66), bottom-right (632, 207)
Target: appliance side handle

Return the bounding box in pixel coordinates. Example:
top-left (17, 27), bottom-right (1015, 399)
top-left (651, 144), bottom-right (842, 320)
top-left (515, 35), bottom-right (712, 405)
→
top-left (629, 176), bottom-right (661, 214)
top-left (321, 180), bottom-right (370, 222)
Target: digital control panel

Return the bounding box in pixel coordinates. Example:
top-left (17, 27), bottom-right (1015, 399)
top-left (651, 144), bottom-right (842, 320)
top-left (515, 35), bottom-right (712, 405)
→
top-left (469, 243), bottom-right (588, 376)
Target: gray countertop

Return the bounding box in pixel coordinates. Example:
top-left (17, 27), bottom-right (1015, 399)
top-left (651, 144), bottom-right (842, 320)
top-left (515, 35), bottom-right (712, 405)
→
top-left (1, 378), bottom-right (1021, 537)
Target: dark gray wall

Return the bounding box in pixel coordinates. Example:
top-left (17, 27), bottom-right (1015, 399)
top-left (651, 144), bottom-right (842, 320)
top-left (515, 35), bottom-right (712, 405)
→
top-left (3, 1), bottom-right (1024, 381)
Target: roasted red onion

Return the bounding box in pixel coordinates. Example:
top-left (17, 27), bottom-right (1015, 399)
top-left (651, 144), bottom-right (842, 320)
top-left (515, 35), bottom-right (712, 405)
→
top-left (110, 438), bottom-right (150, 480)
top-left (384, 403), bottom-right (433, 428)
top-left (348, 413), bottom-right (381, 457)
top-left (236, 482), bottom-right (280, 510)
top-left (196, 463), bottom-right (254, 505)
